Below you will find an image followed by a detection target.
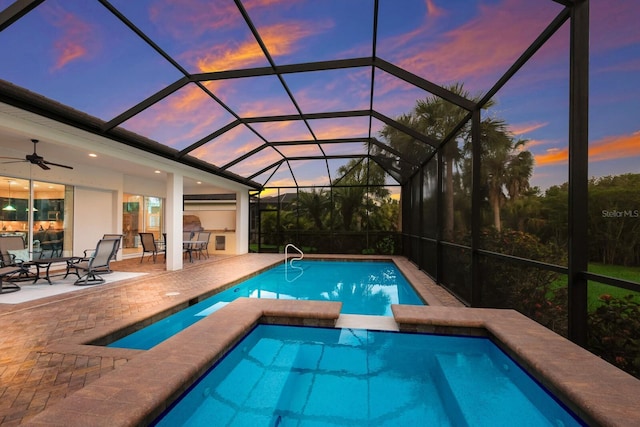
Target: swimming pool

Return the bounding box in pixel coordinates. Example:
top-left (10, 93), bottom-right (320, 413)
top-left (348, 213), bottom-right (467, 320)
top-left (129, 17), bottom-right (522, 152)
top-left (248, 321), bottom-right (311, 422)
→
top-left (108, 260), bottom-right (423, 350)
top-left (152, 324), bottom-right (584, 426)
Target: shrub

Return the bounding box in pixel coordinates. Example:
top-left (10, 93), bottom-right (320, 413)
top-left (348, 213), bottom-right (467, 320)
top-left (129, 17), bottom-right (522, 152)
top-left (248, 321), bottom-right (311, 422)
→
top-left (479, 229), bottom-right (568, 336)
top-left (588, 294), bottom-right (640, 378)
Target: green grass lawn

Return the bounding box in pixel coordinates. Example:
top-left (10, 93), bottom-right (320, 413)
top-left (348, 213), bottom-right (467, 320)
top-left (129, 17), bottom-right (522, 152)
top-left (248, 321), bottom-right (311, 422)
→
top-left (586, 263), bottom-right (640, 310)
top-left (551, 263), bottom-right (640, 311)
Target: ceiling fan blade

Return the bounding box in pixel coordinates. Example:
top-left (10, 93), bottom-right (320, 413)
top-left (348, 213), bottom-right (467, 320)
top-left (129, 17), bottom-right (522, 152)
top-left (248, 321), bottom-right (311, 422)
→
top-left (43, 160), bottom-right (73, 170)
top-left (36, 161), bottom-right (51, 170)
top-left (0, 156), bottom-right (24, 160)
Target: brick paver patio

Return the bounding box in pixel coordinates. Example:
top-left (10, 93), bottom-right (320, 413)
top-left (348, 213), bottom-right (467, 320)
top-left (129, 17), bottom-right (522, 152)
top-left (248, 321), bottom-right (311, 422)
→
top-left (0, 254), bottom-right (283, 425)
top-left (3, 254), bottom-right (640, 426)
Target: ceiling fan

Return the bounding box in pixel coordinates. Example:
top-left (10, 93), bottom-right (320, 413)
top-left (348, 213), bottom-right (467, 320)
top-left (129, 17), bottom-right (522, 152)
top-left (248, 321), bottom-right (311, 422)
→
top-left (0, 139), bottom-right (73, 170)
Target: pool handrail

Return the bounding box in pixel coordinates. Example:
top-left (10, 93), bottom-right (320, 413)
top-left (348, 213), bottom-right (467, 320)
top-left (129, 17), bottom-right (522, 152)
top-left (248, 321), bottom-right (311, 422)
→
top-left (284, 243), bottom-right (303, 266)
top-left (284, 244), bottom-right (304, 282)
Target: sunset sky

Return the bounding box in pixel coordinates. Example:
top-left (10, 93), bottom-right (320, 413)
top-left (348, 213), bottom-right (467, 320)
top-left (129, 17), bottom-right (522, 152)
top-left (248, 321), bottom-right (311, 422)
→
top-left (0, 0), bottom-right (637, 192)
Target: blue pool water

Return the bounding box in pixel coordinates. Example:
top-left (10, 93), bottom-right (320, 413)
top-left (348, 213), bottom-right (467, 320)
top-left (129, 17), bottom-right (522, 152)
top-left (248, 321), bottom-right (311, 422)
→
top-left (153, 325), bottom-right (584, 426)
top-left (109, 260), bottom-right (423, 350)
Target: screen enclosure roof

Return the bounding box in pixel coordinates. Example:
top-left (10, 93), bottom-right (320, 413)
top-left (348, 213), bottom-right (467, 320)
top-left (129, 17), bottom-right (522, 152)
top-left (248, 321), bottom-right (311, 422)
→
top-left (0, 0), bottom-right (569, 190)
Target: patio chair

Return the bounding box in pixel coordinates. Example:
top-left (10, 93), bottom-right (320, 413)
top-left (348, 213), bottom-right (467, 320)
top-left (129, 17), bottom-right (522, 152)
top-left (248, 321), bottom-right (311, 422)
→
top-left (0, 265), bottom-right (22, 294)
top-left (102, 234), bottom-right (123, 261)
top-left (182, 232), bottom-right (197, 263)
top-left (39, 229), bottom-right (63, 258)
top-left (70, 238), bottom-right (120, 286)
top-left (194, 231), bottom-right (211, 260)
top-left (139, 232), bottom-right (164, 263)
top-left (77, 234), bottom-right (122, 273)
top-left (0, 235), bottom-right (34, 282)
top-left (155, 233), bottom-right (167, 251)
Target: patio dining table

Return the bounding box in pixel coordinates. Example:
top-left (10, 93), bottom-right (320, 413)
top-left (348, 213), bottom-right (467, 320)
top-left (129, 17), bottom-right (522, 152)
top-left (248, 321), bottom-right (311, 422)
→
top-left (25, 257), bottom-right (81, 286)
top-left (183, 240), bottom-right (206, 263)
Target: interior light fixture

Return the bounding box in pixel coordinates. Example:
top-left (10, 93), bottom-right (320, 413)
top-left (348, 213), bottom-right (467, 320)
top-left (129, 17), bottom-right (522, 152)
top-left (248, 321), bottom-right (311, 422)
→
top-left (89, 153), bottom-right (97, 158)
top-left (2, 180), bottom-right (16, 211)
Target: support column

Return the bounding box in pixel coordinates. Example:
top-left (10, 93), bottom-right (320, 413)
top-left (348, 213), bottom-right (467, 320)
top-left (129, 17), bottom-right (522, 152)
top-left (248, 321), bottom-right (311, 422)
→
top-left (236, 190), bottom-right (249, 254)
top-left (568, 0), bottom-right (589, 345)
top-left (470, 109), bottom-right (482, 307)
top-left (113, 189), bottom-right (123, 260)
top-left (166, 173), bottom-right (183, 271)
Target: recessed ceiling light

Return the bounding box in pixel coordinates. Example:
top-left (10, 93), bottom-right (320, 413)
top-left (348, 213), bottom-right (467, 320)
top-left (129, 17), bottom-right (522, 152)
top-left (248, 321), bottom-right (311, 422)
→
top-left (197, 181), bottom-right (202, 184)
top-left (88, 153), bottom-right (97, 157)
top-left (154, 170), bottom-right (161, 174)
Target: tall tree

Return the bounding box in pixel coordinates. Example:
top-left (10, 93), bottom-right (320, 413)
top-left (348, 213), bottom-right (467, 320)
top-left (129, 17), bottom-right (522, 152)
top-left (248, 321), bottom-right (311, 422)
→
top-left (378, 82), bottom-right (535, 235)
top-left (413, 84), bottom-right (472, 240)
top-left (378, 83), bottom-right (480, 240)
top-left (295, 188), bottom-right (330, 230)
top-left (333, 159), bottom-right (388, 230)
top-left (470, 118), bottom-right (533, 231)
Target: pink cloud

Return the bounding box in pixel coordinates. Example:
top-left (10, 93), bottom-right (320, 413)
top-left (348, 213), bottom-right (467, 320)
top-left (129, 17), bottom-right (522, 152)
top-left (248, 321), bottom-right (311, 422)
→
top-left (425, 0), bottom-right (445, 17)
top-left (590, 1), bottom-right (640, 53)
top-left (509, 121), bottom-right (548, 136)
top-left (149, 0), bottom-right (241, 38)
top-left (381, 0), bottom-right (563, 87)
top-left (42, 4), bottom-right (95, 71)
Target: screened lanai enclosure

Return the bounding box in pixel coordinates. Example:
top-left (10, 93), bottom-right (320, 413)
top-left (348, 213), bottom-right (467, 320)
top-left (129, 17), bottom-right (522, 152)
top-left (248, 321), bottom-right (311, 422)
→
top-left (1, 0), bottom-right (639, 378)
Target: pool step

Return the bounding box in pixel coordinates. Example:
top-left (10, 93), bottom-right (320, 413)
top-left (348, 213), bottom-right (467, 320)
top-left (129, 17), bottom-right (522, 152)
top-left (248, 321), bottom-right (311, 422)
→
top-left (335, 314), bottom-right (399, 331)
top-left (432, 353), bottom-right (550, 426)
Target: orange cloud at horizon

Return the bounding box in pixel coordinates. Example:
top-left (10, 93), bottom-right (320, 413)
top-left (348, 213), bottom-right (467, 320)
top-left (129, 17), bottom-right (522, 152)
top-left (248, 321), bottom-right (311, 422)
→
top-left (534, 131), bottom-right (640, 167)
top-left (534, 147), bottom-right (567, 167)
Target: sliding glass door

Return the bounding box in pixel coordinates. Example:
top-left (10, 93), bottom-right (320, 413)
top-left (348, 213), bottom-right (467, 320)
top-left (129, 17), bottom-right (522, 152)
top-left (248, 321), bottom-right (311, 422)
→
top-left (122, 194), bottom-right (163, 255)
top-left (1, 175), bottom-right (73, 258)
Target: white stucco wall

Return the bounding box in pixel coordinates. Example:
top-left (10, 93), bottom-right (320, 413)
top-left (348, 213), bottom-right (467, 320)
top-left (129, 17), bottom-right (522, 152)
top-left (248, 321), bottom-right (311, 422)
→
top-left (73, 187), bottom-right (118, 257)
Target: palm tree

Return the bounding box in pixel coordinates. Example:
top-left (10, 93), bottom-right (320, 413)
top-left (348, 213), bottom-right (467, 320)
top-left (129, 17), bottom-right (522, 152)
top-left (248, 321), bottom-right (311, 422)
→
top-left (505, 145), bottom-right (534, 201)
top-left (379, 83), bottom-right (536, 235)
top-left (414, 85), bottom-right (473, 240)
top-left (378, 83), bottom-right (478, 240)
top-left (478, 121), bottom-right (533, 232)
top-left (477, 118), bottom-right (513, 231)
top-left (295, 188), bottom-right (330, 231)
top-left (333, 159), bottom-right (388, 231)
